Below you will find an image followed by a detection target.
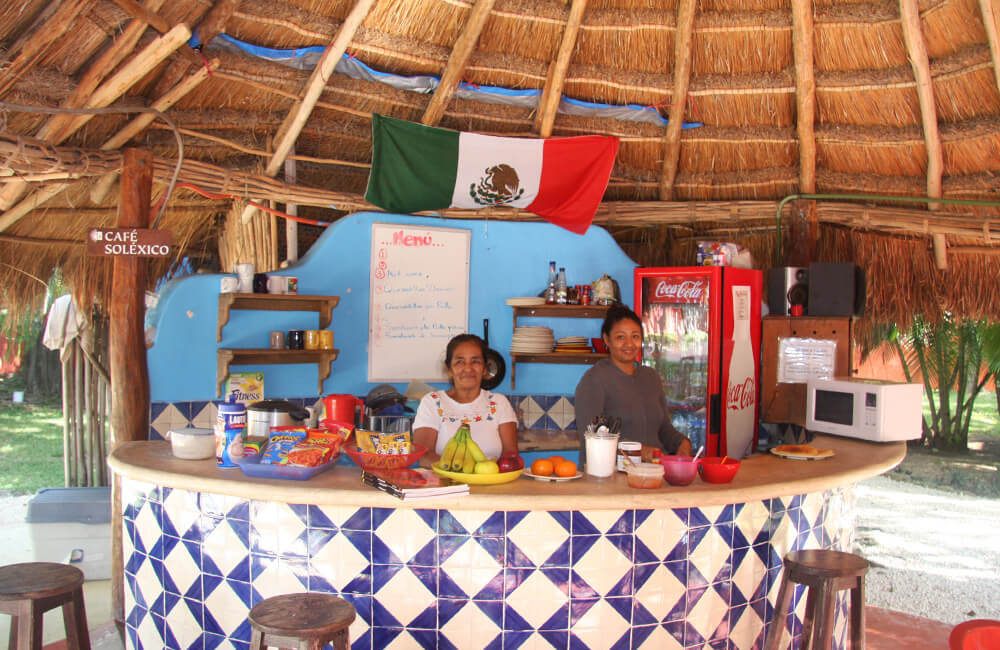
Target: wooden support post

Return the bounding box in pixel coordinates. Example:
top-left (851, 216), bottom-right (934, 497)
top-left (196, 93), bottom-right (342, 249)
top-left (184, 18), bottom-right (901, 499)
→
top-left (785, 199), bottom-right (819, 266)
top-left (933, 233), bottom-right (948, 270)
top-left (534, 0), bottom-right (588, 138)
top-left (790, 0), bottom-right (817, 193)
top-left (659, 0), bottom-right (697, 200)
top-left (109, 147), bottom-right (153, 629)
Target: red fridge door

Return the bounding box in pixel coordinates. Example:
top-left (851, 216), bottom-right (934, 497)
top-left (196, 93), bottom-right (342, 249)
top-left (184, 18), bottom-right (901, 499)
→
top-left (633, 267), bottom-right (722, 455)
top-left (719, 268), bottom-right (763, 458)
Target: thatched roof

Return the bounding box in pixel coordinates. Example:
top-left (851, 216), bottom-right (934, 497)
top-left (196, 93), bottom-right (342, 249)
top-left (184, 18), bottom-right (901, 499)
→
top-left (1, 0), bottom-right (999, 334)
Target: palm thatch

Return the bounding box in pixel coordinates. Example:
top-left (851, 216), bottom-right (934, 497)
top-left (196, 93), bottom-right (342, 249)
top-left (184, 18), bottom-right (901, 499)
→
top-left (0, 0), bottom-right (998, 337)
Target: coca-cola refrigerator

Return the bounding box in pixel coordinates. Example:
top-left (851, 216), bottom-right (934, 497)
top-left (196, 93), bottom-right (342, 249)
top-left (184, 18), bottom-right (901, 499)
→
top-left (633, 267), bottom-right (763, 458)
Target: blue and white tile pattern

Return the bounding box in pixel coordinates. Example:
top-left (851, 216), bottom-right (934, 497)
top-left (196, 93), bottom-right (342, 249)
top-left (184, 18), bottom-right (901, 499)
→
top-left (122, 479), bottom-right (856, 649)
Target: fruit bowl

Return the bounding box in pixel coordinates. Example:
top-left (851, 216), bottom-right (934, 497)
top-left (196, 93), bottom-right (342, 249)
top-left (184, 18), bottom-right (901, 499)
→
top-left (660, 455), bottom-right (698, 486)
top-left (431, 464), bottom-right (524, 485)
top-left (697, 457), bottom-right (741, 484)
top-left (343, 443), bottom-right (427, 470)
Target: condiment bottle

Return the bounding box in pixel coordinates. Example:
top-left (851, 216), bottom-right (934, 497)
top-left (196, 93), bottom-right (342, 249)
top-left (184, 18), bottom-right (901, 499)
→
top-left (545, 261), bottom-right (558, 304)
top-left (556, 267), bottom-right (568, 304)
top-left (617, 441), bottom-right (642, 472)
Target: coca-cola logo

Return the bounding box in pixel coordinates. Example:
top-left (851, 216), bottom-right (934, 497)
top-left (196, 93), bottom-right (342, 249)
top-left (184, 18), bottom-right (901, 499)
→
top-left (652, 279), bottom-right (705, 302)
top-left (727, 377), bottom-right (756, 410)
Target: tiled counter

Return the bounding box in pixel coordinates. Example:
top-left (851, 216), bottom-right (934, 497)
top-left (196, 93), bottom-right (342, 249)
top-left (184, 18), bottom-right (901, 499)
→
top-left (110, 438), bottom-right (904, 650)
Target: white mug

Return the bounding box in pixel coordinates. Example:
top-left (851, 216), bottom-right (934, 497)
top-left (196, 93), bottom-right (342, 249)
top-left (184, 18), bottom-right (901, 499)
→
top-left (220, 276), bottom-right (239, 293)
top-left (267, 276), bottom-right (286, 294)
top-left (234, 263), bottom-right (254, 293)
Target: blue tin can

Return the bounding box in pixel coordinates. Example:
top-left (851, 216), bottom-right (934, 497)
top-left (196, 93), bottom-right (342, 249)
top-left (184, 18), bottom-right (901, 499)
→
top-left (215, 396), bottom-right (247, 468)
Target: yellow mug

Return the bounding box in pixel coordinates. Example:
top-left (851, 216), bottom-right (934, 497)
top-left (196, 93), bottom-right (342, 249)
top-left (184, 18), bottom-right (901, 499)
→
top-left (319, 329), bottom-right (334, 350)
top-left (305, 330), bottom-right (320, 350)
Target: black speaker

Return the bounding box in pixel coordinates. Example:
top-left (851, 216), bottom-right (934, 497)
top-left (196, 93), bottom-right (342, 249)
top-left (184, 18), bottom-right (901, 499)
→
top-left (807, 262), bottom-right (866, 317)
top-left (767, 267), bottom-right (808, 316)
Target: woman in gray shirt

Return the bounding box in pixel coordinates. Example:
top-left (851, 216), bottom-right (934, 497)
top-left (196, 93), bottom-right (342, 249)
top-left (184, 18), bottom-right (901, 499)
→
top-left (575, 304), bottom-right (692, 464)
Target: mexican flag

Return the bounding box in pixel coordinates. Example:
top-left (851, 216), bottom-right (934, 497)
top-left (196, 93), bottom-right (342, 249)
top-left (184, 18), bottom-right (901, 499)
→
top-left (365, 114), bottom-right (619, 234)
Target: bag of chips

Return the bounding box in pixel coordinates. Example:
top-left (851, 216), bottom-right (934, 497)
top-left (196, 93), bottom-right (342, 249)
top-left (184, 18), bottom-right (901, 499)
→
top-left (288, 429), bottom-right (347, 467)
top-left (260, 427), bottom-right (307, 465)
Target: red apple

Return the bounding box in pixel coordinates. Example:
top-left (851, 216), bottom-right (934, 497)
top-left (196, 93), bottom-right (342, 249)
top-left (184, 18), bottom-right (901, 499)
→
top-left (498, 452), bottom-right (524, 472)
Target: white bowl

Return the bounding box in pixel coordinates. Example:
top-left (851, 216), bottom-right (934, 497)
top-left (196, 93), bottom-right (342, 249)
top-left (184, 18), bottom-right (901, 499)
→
top-left (167, 427), bottom-right (215, 460)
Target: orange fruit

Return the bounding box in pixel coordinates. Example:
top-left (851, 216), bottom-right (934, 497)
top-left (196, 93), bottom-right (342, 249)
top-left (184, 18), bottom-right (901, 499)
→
top-left (531, 459), bottom-right (555, 476)
top-left (554, 460), bottom-right (578, 477)
top-left (547, 455), bottom-right (566, 466)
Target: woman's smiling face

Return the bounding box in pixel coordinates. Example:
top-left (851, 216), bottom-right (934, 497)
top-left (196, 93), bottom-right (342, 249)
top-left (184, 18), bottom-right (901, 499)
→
top-left (447, 341), bottom-right (486, 390)
top-left (604, 318), bottom-right (642, 369)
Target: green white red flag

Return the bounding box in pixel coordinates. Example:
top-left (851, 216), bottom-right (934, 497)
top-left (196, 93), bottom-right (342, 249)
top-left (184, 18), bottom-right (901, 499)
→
top-left (365, 114), bottom-right (619, 234)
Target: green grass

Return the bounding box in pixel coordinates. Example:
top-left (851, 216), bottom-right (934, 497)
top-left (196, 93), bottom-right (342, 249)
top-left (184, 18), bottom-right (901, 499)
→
top-left (0, 403), bottom-right (65, 494)
top-left (922, 390), bottom-right (1000, 439)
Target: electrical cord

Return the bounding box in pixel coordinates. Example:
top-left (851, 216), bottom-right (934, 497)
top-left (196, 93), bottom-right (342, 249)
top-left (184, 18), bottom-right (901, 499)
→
top-left (0, 101), bottom-right (184, 229)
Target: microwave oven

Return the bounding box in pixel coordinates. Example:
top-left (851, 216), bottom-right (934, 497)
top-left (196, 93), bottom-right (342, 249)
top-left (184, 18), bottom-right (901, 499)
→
top-left (805, 377), bottom-right (923, 441)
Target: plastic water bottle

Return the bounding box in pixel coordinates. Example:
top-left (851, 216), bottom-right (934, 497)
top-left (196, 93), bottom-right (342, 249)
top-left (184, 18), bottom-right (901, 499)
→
top-left (556, 267), bottom-right (568, 304)
top-left (545, 261), bottom-right (557, 303)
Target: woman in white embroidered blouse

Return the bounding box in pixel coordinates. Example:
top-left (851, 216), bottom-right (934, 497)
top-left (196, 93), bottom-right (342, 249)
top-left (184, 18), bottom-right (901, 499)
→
top-left (412, 334), bottom-right (519, 468)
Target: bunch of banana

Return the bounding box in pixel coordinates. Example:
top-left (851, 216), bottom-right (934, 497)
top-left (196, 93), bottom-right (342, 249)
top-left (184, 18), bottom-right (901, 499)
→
top-left (438, 424), bottom-right (498, 474)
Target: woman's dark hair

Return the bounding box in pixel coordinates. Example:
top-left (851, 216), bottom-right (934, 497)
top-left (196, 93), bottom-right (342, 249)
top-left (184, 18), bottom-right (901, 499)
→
top-left (601, 303), bottom-right (643, 337)
top-left (444, 333), bottom-right (489, 368)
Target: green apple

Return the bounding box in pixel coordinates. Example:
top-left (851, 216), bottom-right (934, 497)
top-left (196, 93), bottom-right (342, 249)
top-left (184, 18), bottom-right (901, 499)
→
top-left (474, 460), bottom-right (500, 474)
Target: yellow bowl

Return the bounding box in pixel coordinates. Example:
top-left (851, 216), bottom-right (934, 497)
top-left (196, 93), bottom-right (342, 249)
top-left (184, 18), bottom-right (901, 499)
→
top-left (431, 464), bottom-right (524, 485)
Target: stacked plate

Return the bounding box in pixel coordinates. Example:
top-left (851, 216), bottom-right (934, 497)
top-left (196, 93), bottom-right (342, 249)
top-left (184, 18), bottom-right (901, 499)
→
top-left (554, 336), bottom-right (591, 352)
top-left (506, 296), bottom-right (546, 307)
top-left (511, 326), bottom-right (554, 353)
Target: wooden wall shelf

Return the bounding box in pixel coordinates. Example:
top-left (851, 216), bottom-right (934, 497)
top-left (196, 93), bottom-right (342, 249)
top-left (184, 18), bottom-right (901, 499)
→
top-left (216, 349), bottom-right (339, 396)
top-left (509, 303), bottom-right (610, 389)
top-left (217, 294), bottom-right (340, 342)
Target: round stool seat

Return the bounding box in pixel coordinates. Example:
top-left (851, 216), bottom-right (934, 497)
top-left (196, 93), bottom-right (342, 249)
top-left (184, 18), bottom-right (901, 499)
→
top-left (785, 549), bottom-right (870, 581)
top-left (248, 593), bottom-right (355, 650)
top-left (0, 562), bottom-right (90, 650)
top-left (765, 550), bottom-right (869, 650)
top-left (0, 563), bottom-right (85, 600)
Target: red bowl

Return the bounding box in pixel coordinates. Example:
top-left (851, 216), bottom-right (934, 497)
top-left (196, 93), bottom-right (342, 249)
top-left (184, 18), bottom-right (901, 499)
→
top-left (343, 443), bottom-right (427, 470)
top-left (698, 457), bottom-right (741, 483)
top-left (591, 337), bottom-right (609, 353)
top-left (660, 455), bottom-right (698, 486)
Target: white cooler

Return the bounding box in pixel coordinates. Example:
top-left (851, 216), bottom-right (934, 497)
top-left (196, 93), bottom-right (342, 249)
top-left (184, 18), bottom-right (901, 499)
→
top-left (26, 487), bottom-right (112, 581)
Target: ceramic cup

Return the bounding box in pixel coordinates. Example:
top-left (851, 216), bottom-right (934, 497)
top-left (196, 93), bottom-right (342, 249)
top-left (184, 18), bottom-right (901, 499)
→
top-left (220, 276), bottom-right (239, 293)
top-left (234, 263), bottom-right (255, 293)
top-left (253, 273), bottom-right (268, 294)
top-left (288, 329), bottom-right (305, 350)
top-left (285, 277), bottom-right (298, 294)
top-left (319, 329), bottom-right (334, 350)
top-left (269, 331), bottom-right (285, 349)
top-left (305, 329), bottom-right (320, 350)
top-left (267, 276), bottom-right (285, 294)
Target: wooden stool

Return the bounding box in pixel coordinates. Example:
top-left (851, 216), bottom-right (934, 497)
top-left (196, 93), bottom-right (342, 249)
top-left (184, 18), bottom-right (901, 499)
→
top-left (765, 549), bottom-right (869, 650)
top-left (248, 592), bottom-right (356, 650)
top-left (0, 562), bottom-right (90, 650)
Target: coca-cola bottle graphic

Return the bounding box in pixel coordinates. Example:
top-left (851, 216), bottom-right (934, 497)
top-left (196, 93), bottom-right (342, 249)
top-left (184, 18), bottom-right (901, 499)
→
top-left (725, 285), bottom-right (756, 458)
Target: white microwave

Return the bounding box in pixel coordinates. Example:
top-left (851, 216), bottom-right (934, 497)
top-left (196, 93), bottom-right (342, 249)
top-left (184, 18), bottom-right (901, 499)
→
top-left (806, 377), bottom-right (923, 442)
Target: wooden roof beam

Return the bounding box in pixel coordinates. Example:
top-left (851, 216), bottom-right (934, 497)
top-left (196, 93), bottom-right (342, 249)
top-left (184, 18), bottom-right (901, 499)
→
top-left (978, 0), bottom-right (1000, 95)
top-left (791, 0), bottom-right (817, 193)
top-left (0, 0), bottom-right (91, 98)
top-left (658, 0), bottom-right (697, 201)
top-left (421, 0), bottom-right (497, 127)
top-left (238, 0), bottom-right (376, 223)
top-left (900, 0), bottom-right (945, 266)
top-left (148, 0), bottom-right (239, 100)
top-left (534, 0), bottom-right (588, 138)
top-left (0, 24), bottom-right (191, 219)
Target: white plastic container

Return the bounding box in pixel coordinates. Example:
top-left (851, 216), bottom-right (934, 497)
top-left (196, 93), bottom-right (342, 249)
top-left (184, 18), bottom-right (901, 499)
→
top-left (167, 427), bottom-right (215, 459)
top-left (27, 487), bottom-right (111, 581)
top-left (584, 431), bottom-right (619, 478)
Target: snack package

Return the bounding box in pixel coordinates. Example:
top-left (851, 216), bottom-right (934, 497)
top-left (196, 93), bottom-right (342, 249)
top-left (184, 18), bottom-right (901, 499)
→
top-left (242, 440), bottom-right (265, 457)
top-left (260, 427), bottom-right (307, 465)
top-left (355, 429), bottom-right (379, 453)
top-left (288, 429), bottom-right (346, 467)
top-left (374, 431), bottom-right (412, 455)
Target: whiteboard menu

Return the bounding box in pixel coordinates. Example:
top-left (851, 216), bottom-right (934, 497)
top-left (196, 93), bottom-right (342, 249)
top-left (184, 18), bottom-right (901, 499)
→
top-left (368, 223), bottom-right (471, 382)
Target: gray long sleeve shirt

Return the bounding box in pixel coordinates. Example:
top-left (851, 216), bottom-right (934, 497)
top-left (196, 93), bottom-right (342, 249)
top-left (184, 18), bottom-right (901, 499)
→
top-left (574, 359), bottom-right (687, 465)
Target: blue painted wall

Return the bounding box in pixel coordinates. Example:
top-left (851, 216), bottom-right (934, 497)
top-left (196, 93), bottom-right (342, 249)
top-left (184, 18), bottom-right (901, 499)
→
top-left (147, 212), bottom-right (636, 402)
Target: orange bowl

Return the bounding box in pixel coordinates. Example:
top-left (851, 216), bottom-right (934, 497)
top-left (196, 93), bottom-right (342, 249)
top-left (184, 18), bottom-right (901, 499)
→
top-left (343, 443), bottom-right (427, 470)
top-left (698, 457), bottom-right (741, 483)
top-left (591, 337), bottom-right (609, 353)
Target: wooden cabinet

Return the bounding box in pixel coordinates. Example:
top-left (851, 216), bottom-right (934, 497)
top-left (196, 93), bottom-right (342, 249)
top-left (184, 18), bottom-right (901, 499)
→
top-left (216, 294), bottom-right (340, 396)
top-left (760, 316), bottom-right (853, 426)
top-left (509, 304), bottom-right (609, 389)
